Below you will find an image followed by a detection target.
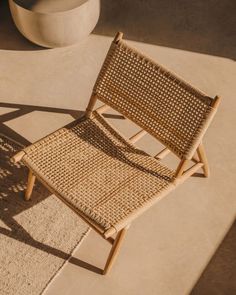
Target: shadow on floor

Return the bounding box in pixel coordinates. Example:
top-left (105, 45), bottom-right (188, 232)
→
top-left (0, 102), bottom-right (84, 145)
top-left (93, 0), bottom-right (236, 60)
top-left (0, 103), bottom-right (103, 274)
top-left (0, 0), bottom-right (44, 51)
top-left (190, 219), bottom-right (236, 295)
top-left (0, 133), bottom-right (102, 274)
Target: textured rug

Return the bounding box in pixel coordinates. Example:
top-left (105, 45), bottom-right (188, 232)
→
top-left (0, 134), bottom-right (89, 295)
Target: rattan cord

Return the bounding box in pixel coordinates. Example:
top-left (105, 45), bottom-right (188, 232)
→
top-left (94, 41), bottom-right (213, 159)
top-left (22, 111), bottom-right (175, 233)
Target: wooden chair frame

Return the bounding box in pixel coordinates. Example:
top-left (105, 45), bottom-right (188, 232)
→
top-left (12, 32), bottom-right (220, 275)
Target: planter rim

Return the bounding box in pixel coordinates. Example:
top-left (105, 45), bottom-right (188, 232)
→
top-left (13, 0), bottom-right (89, 14)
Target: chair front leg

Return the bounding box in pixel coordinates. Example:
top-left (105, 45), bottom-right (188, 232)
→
top-left (103, 226), bottom-right (128, 275)
top-left (25, 170), bottom-right (36, 201)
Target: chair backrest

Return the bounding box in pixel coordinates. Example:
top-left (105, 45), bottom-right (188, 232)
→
top-left (92, 33), bottom-right (219, 159)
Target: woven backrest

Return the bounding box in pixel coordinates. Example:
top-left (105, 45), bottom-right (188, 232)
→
top-left (93, 37), bottom-right (216, 159)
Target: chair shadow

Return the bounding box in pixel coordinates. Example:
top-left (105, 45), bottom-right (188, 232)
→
top-left (93, 0), bottom-right (236, 60)
top-left (0, 0), bottom-right (45, 51)
top-left (66, 113), bottom-right (174, 183)
top-left (66, 112), bottom-right (206, 182)
top-left (192, 172), bottom-right (205, 178)
top-left (0, 102), bottom-right (103, 275)
top-left (0, 101), bottom-right (84, 145)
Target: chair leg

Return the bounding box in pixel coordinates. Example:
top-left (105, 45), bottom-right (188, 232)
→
top-left (103, 227), bottom-right (128, 275)
top-left (25, 170), bottom-right (36, 201)
top-left (197, 143), bottom-right (210, 177)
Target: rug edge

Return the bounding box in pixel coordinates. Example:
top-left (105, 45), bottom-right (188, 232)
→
top-left (41, 227), bottom-right (91, 295)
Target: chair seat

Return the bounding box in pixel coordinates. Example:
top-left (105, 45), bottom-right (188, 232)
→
top-left (22, 111), bottom-right (175, 236)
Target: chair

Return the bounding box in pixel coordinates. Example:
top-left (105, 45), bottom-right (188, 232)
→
top-left (12, 32), bottom-right (220, 275)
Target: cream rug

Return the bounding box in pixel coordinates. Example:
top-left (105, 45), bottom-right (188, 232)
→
top-left (0, 134), bottom-right (89, 295)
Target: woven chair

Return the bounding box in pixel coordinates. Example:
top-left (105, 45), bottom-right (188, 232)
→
top-left (12, 32), bottom-right (220, 275)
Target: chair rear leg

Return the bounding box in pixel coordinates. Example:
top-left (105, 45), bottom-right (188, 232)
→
top-left (197, 143), bottom-right (210, 177)
top-left (25, 170), bottom-right (36, 201)
top-left (103, 226), bottom-right (128, 275)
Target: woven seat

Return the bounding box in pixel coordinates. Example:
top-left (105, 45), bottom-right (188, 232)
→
top-left (12, 32), bottom-right (220, 275)
top-left (22, 111), bottom-right (175, 234)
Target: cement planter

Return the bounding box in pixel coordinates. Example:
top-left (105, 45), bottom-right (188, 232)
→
top-left (9, 0), bottom-right (100, 48)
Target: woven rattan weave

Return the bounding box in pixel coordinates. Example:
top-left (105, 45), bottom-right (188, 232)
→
top-left (94, 41), bottom-right (214, 159)
top-left (23, 111), bottom-right (175, 233)
top-left (12, 32), bottom-right (220, 275)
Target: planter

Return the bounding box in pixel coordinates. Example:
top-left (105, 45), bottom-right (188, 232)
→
top-left (9, 0), bottom-right (100, 48)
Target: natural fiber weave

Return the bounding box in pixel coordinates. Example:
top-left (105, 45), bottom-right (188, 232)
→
top-left (22, 111), bottom-right (175, 233)
top-left (94, 41), bottom-right (214, 158)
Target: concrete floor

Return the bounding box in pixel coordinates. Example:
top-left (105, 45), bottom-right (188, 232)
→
top-left (0, 1), bottom-right (236, 294)
top-left (190, 220), bottom-right (236, 295)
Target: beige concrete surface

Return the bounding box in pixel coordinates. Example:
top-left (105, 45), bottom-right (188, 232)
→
top-left (0, 1), bottom-right (236, 294)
